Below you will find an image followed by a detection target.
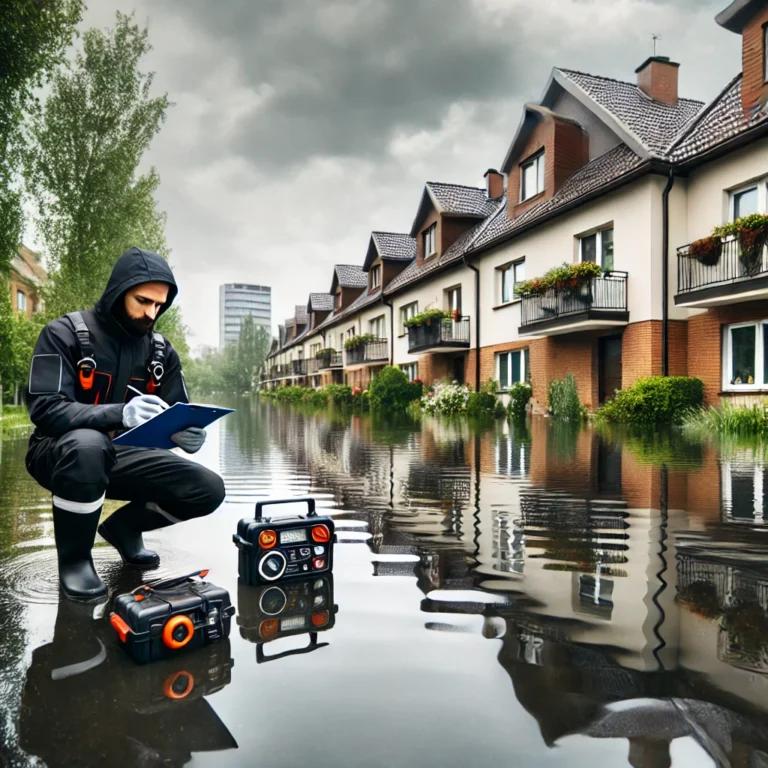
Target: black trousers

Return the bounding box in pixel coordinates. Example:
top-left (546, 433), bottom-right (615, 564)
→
top-left (26, 429), bottom-right (225, 521)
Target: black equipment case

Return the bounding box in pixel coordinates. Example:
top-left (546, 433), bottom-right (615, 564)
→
top-left (110, 570), bottom-right (235, 665)
top-left (233, 498), bottom-right (335, 586)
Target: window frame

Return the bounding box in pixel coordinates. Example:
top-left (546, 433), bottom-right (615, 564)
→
top-left (400, 302), bottom-right (418, 334)
top-left (499, 259), bottom-right (526, 304)
top-left (423, 223), bottom-right (437, 259)
top-left (579, 226), bottom-right (615, 272)
top-left (370, 264), bottom-right (381, 291)
top-left (730, 179), bottom-right (767, 221)
top-left (400, 363), bottom-right (418, 382)
top-left (520, 151), bottom-right (545, 202)
top-left (764, 22), bottom-right (768, 83)
top-left (369, 314), bottom-right (386, 340)
top-left (495, 348), bottom-right (529, 391)
top-left (722, 320), bottom-right (768, 391)
top-left (16, 290), bottom-right (26, 312)
top-left (445, 285), bottom-right (462, 315)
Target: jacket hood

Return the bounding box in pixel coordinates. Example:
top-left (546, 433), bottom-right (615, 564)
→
top-left (95, 247), bottom-right (178, 321)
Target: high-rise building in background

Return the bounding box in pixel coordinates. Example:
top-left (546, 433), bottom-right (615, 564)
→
top-left (219, 283), bottom-right (271, 349)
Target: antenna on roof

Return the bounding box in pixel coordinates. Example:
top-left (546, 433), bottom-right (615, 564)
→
top-left (651, 33), bottom-right (661, 57)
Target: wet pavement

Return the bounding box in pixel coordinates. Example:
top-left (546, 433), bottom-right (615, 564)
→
top-left (2, 399), bottom-right (768, 766)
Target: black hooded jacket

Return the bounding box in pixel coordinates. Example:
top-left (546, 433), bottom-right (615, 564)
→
top-left (27, 247), bottom-right (189, 439)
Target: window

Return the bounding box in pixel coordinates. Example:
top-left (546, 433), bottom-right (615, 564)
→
top-left (369, 315), bottom-right (386, 339)
top-left (16, 290), bottom-right (26, 312)
top-left (733, 185), bottom-right (760, 220)
top-left (370, 265), bottom-right (381, 290)
top-left (310, 343), bottom-right (321, 357)
top-left (722, 321), bottom-right (768, 389)
top-left (400, 302), bottom-right (418, 334)
top-left (500, 259), bottom-right (526, 303)
top-left (423, 223), bottom-right (437, 258)
top-left (764, 23), bottom-right (768, 83)
top-left (445, 286), bottom-right (462, 314)
top-left (346, 327), bottom-right (356, 340)
top-left (580, 227), bottom-right (614, 271)
top-left (400, 363), bottom-right (418, 382)
top-left (520, 152), bottom-right (545, 202)
top-left (496, 348), bottom-right (529, 390)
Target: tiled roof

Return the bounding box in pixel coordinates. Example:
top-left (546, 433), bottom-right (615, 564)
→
top-left (334, 264), bottom-right (367, 288)
top-left (385, 199), bottom-right (506, 294)
top-left (426, 182), bottom-right (498, 217)
top-left (294, 305), bottom-right (309, 325)
top-left (473, 145), bottom-right (644, 251)
top-left (285, 319), bottom-right (295, 329)
top-left (309, 293), bottom-right (334, 311)
top-left (371, 231), bottom-right (416, 260)
top-left (557, 69), bottom-right (703, 156)
top-left (669, 74), bottom-right (768, 162)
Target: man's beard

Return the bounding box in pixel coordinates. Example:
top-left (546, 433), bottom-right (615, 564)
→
top-left (113, 302), bottom-right (154, 337)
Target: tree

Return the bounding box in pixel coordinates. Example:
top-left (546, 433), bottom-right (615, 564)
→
top-left (0, 0), bottom-right (83, 275)
top-left (26, 12), bottom-right (171, 317)
top-left (234, 316), bottom-right (271, 393)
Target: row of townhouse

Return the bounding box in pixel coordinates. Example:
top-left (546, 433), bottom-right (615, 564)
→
top-left (264, 0), bottom-right (768, 410)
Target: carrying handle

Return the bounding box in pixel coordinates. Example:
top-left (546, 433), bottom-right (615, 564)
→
top-left (255, 497), bottom-right (316, 521)
top-left (255, 632), bottom-right (328, 664)
top-left (134, 569), bottom-right (209, 594)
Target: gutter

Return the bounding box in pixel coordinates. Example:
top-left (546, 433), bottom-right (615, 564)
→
top-left (661, 167), bottom-right (675, 377)
top-left (382, 294), bottom-right (395, 366)
top-left (462, 252), bottom-right (481, 390)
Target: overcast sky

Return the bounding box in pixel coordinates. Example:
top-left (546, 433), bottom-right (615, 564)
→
top-left (75, 0), bottom-right (739, 350)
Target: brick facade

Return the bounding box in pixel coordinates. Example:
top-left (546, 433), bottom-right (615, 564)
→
top-left (636, 57), bottom-right (680, 106)
top-left (741, 4), bottom-right (768, 116)
top-left (687, 299), bottom-right (768, 406)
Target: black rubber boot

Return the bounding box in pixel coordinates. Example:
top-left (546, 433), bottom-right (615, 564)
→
top-left (97, 502), bottom-right (167, 568)
top-left (53, 506), bottom-right (107, 601)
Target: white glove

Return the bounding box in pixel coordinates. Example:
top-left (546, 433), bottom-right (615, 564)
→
top-left (122, 395), bottom-right (168, 428)
top-left (171, 427), bottom-right (206, 454)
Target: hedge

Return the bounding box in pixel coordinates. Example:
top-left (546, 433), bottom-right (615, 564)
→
top-left (599, 376), bottom-right (703, 425)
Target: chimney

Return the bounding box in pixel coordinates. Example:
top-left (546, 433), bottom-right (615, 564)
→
top-left (635, 56), bottom-right (679, 106)
top-left (484, 168), bottom-right (504, 200)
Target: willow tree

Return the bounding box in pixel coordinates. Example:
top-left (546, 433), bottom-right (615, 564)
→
top-left (26, 12), bottom-right (171, 317)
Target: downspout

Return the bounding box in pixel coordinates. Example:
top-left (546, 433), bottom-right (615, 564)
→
top-left (661, 167), bottom-right (675, 377)
top-left (462, 253), bottom-right (480, 390)
top-left (382, 294), bottom-right (394, 366)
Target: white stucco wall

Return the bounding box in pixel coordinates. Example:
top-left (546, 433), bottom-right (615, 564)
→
top-left (390, 266), bottom-right (477, 367)
top-left (475, 176), bottom-right (660, 349)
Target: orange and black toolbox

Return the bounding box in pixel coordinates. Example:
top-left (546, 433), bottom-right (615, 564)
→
top-left (109, 570), bottom-right (235, 665)
top-left (233, 498), bottom-right (335, 586)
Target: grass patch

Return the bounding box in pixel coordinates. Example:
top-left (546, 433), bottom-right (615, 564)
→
top-left (0, 405), bottom-right (33, 438)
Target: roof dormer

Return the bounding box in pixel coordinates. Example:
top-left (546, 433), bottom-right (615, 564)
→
top-left (362, 231), bottom-right (415, 292)
top-left (307, 293), bottom-right (334, 329)
top-left (717, 0), bottom-right (768, 117)
top-left (329, 264), bottom-right (367, 313)
top-left (501, 103), bottom-right (588, 220)
top-left (409, 182), bottom-right (496, 267)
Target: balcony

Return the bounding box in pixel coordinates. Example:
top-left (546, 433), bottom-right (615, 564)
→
top-left (291, 359), bottom-right (307, 376)
top-left (518, 272), bottom-right (629, 335)
top-left (408, 317), bottom-right (470, 354)
top-left (345, 338), bottom-right (389, 366)
top-left (269, 364), bottom-right (290, 379)
top-left (676, 238), bottom-right (768, 308)
top-left (307, 358), bottom-right (319, 375)
top-left (318, 351), bottom-right (343, 370)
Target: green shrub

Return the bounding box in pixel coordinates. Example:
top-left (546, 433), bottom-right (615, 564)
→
top-left (302, 389), bottom-right (330, 407)
top-left (351, 388), bottom-right (370, 409)
top-left (402, 308), bottom-right (452, 328)
top-left (271, 386), bottom-right (308, 404)
top-left (325, 384), bottom-right (352, 406)
top-left (420, 382), bottom-right (471, 415)
top-left (548, 374), bottom-right (584, 421)
top-left (466, 379), bottom-right (505, 417)
top-left (599, 376), bottom-right (703, 425)
top-left (683, 400), bottom-right (768, 437)
top-left (507, 382), bottom-right (532, 421)
top-left (344, 333), bottom-right (374, 351)
top-left (368, 366), bottom-right (422, 411)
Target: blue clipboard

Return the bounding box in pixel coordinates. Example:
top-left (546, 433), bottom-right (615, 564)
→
top-left (112, 403), bottom-right (235, 449)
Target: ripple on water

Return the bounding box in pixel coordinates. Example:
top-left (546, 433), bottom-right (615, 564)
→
top-left (0, 544), bottom-right (190, 606)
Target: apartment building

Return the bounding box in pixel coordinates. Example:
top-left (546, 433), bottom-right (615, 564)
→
top-left (10, 246), bottom-right (46, 318)
top-left (264, 0), bottom-right (768, 410)
top-left (219, 283), bottom-right (271, 349)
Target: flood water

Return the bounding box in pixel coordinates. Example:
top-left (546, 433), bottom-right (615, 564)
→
top-left (2, 400), bottom-right (768, 767)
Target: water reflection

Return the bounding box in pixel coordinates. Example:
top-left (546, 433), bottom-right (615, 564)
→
top-left (2, 401), bottom-right (768, 765)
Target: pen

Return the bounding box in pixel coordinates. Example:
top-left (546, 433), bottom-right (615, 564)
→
top-left (127, 384), bottom-right (169, 408)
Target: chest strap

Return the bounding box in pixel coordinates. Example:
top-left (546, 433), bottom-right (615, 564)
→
top-left (66, 311), bottom-right (96, 391)
top-left (148, 332), bottom-right (166, 393)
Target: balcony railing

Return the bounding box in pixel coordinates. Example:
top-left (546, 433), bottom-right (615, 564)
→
top-left (269, 364), bottom-right (290, 379)
top-left (345, 338), bottom-right (389, 366)
top-left (318, 351), bottom-right (343, 370)
top-left (677, 237), bottom-right (768, 297)
top-left (519, 272), bottom-right (628, 329)
top-left (291, 359), bottom-right (307, 376)
top-left (408, 317), bottom-right (470, 353)
top-left (307, 358), bottom-right (319, 374)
